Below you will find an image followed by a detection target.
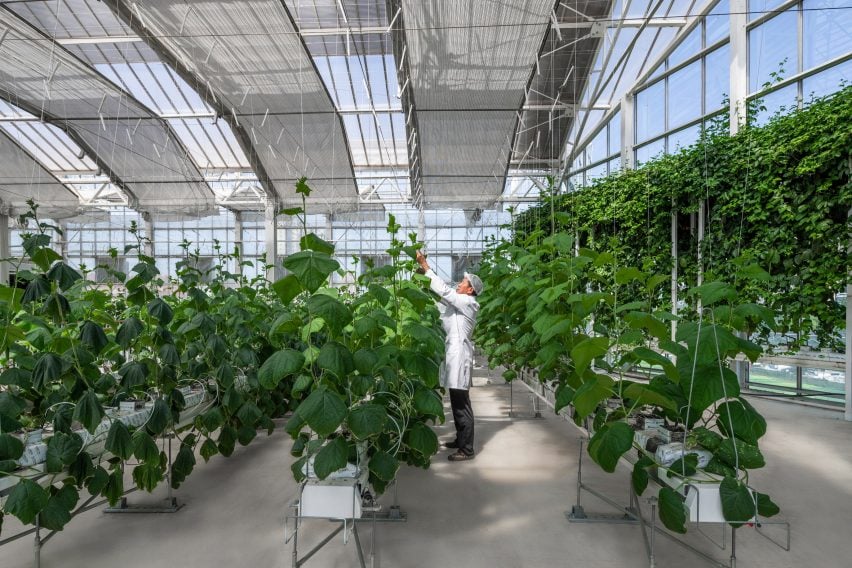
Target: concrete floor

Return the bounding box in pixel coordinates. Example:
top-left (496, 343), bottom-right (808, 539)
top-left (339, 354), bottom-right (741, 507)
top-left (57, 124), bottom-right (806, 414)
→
top-left (3, 364), bottom-right (852, 568)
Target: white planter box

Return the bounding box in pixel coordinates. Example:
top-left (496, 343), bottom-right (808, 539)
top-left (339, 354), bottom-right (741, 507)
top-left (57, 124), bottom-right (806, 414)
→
top-left (300, 478), bottom-right (362, 519)
top-left (659, 469), bottom-right (755, 524)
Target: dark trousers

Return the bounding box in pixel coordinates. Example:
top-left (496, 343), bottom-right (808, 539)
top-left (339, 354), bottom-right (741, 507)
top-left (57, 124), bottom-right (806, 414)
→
top-left (449, 388), bottom-right (474, 455)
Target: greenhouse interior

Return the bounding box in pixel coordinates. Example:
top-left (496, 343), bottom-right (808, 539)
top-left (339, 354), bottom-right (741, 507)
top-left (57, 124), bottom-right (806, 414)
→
top-left (0, 0), bottom-right (850, 566)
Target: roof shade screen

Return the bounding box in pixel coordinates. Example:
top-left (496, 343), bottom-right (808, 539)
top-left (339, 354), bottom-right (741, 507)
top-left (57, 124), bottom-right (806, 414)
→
top-left (0, 4), bottom-right (215, 214)
top-left (402, 0), bottom-right (554, 208)
top-left (112, 0), bottom-right (357, 207)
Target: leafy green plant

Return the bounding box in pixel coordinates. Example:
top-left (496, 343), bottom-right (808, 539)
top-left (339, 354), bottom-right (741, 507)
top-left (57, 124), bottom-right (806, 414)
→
top-left (476, 230), bottom-right (780, 533)
top-left (516, 86), bottom-right (851, 350)
top-left (274, 179), bottom-right (446, 494)
top-left (1, 180), bottom-right (447, 536)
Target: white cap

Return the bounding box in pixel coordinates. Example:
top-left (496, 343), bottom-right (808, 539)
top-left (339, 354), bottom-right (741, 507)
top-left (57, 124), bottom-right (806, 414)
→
top-left (464, 272), bottom-right (484, 295)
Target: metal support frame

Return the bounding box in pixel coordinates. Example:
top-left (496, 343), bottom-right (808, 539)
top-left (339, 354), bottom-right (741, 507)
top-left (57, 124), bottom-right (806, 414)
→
top-left (507, 371), bottom-right (543, 420)
top-left (104, 434), bottom-right (182, 513)
top-left (565, 437), bottom-right (791, 568)
top-left (0, 487), bottom-right (139, 568)
top-left (566, 439), bottom-right (733, 568)
top-left (0, 213), bottom-right (9, 286)
top-left (284, 479), bottom-right (407, 568)
top-left (264, 198), bottom-right (280, 282)
top-left (846, 208), bottom-right (851, 421)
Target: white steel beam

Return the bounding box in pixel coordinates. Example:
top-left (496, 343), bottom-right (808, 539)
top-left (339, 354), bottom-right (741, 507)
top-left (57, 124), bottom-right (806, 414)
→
top-left (57, 35), bottom-right (142, 45)
top-left (300, 26), bottom-right (387, 37)
top-left (557, 18), bottom-right (687, 29)
top-left (729, 0), bottom-right (749, 134)
top-left (0, 213), bottom-right (9, 286)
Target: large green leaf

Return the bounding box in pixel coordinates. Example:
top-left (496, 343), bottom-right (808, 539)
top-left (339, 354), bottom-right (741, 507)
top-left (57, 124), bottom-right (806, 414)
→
top-left (572, 374), bottom-right (613, 419)
top-left (403, 322), bottom-right (443, 352)
top-left (31, 247), bottom-right (62, 272)
top-left (306, 294), bottom-right (352, 337)
top-left (118, 361), bottom-right (149, 390)
top-left (79, 321), bottom-right (109, 354)
top-left (317, 341), bottom-right (354, 379)
top-left (405, 421), bottom-right (438, 457)
top-left (295, 386), bottom-right (347, 437)
top-left (47, 261), bottom-right (82, 290)
top-left (22, 275), bottom-right (50, 304)
top-left (398, 287), bottom-right (432, 312)
top-left (32, 352), bottom-right (64, 390)
top-left (313, 437), bottom-right (348, 479)
top-left (587, 421), bottom-right (633, 473)
top-left (716, 399), bottom-right (766, 445)
top-left (146, 398), bottom-right (171, 435)
top-left (413, 389), bottom-right (444, 419)
top-left (258, 349), bottom-right (305, 389)
top-left (5, 478), bottom-right (49, 525)
top-left (300, 232), bottom-right (335, 255)
top-left (570, 336), bottom-right (609, 377)
top-left (171, 445), bottom-right (196, 488)
top-left (46, 432), bottom-right (83, 473)
top-left (367, 284), bottom-right (391, 306)
top-left (631, 456), bottom-right (655, 496)
top-left (540, 319), bottom-right (573, 344)
top-left (283, 251), bottom-right (340, 293)
top-left (353, 348), bottom-right (379, 376)
top-left (132, 429), bottom-right (160, 463)
top-left (554, 384), bottom-right (575, 414)
top-left (678, 363), bottom-right (740, 416)
top-left (755, 491), bottom-right (780, 517)
top-left (272, 274), bottom-right (303, 305)
top-left (399, 351), bottom-right (440, 388)
top-left (658, 487), bottom-right (688, 533)
top-left (624, 311), bottom-right (669, 340)
top-left (40, 485), bottom-right (79, 531)
top-left (368, 450), bottom-right (399, 482)
top-left (623, 383), bottom-right (677, 412)
top-left (626, 347), bottom-right (678, 382)
top-left (147, 298), bottom-right (173, 324)
top-left (688, 281), bottom-right (736, 306)
top-left (0, 433), bottom-right (24, 461)
top-left (719, 476), bottom-right (756, 523)
top-left (715, 437), bottom-right (765, 470)
top-left (347, 403), bottom-right (387, 439)
top-left (104, 469), bottom-right (124, 507)
top-left (105, 420), bottom-right (133, 460)
top-left (73, 390), bottom-right (105, 435)
top-left (116, 317), bottom-right (144, 348)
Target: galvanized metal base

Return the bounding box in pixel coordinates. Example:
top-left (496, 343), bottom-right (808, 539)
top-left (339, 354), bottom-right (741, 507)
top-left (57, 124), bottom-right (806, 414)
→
top-left (566, 504), bottom-right (640, 524)
top-left (104, 496), bottom-right (183, 513)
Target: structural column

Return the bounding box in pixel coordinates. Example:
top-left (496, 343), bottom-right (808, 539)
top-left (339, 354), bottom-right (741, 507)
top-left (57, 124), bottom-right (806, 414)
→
top-left (233, 211), bottom-right (243, 264)
top-left (846, 208), bottom-right (851, 421)
top-left (0, 213), bottom-right (9, 286)
top-left (729, 0), bottom-right (749, 134)
top-left (620, 94), bottom-right (635, 170)
top-left (264, 199), bottom-right (280, 282)
top-left (141, 212), bottom-right (155, 259)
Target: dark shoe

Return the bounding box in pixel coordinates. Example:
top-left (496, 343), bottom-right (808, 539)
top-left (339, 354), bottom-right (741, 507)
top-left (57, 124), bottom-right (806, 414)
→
top-left (443, 440), bottom-right (459, 449)
top-left (448, 451), bottom-right (474, 462)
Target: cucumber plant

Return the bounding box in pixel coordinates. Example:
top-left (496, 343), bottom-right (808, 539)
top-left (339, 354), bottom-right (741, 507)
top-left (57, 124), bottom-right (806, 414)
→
top-left (475, 229), bottom-right (780, 533)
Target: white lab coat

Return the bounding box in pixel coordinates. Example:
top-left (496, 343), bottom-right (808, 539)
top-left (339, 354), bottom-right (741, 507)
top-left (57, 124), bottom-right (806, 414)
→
top-left (425, 269), bottom-right (479, 390)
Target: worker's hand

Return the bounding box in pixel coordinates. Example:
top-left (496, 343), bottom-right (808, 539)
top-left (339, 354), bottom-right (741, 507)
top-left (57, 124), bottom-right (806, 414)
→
top-left (415, 249), bottom-right (429, 273)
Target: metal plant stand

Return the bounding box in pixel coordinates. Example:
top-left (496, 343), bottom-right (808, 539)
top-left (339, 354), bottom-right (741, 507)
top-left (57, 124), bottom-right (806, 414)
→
top-left (507, 371), bottom-right (544, 419)
top-left (104, 433), bottom-right (182, 513)
top-left (285, 480), bottom-right (407, 567)
top-left (565, 438), bottom-right (790, 568)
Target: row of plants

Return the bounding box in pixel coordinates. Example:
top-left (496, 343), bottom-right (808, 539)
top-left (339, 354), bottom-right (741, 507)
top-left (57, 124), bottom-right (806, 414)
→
top-left (0, 180), bottom-right (446, 534)
top-left (514, 85), bottom-right (851, 350)
top-left (475, 228), bottom-right (780, 533)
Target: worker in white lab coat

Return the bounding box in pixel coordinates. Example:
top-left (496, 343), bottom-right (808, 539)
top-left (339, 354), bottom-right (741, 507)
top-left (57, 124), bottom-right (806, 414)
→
top-left (416, 250), bottom-right (483, 461)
